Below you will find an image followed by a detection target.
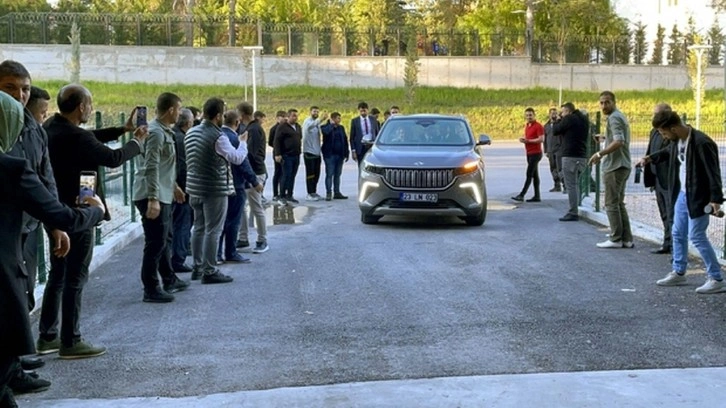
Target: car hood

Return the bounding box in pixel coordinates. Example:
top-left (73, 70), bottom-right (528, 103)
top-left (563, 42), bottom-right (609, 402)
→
top-left (367, 145), bottom-right (478, 168)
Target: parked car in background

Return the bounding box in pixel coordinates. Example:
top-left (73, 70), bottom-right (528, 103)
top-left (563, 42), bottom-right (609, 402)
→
top-left (358, 114), bottom-right (490, 226)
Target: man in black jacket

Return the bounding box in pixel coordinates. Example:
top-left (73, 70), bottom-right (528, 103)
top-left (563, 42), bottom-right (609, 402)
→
top-left (0, 91), bottom-right (106, 408)
top-left (268, 110), bottom-right (287, 202)
top-left (273, 109), bottom-right (302, 205)
top-left (171, 108), bottom-right (194, 272)
top-left (643, 103), bottom-right (673, 254)
top-left (38, 84), bottom-right (148, 359)
top-left (238, 109), bottom-right (269, 252)
top-left (641, 110), bottom-right (725, 294)
top-left (1, 59), bottom-right (70, 391)
top-left (552, 102), bottom-right (589, 221)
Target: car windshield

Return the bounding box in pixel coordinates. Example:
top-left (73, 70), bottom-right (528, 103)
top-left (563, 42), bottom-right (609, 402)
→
top-left (377, 118), bottom-right (472, 146)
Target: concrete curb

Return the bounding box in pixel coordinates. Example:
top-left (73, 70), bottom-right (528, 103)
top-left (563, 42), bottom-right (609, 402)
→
top-left (31, 222), bottom-right (144, 314)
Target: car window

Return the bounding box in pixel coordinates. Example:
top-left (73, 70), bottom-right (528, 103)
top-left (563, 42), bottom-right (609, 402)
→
top-left (377, 119), bottom-right (471, 146)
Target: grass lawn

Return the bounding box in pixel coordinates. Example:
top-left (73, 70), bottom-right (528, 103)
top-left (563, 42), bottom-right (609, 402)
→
top-left (34, 81), bottom-right (726, 140)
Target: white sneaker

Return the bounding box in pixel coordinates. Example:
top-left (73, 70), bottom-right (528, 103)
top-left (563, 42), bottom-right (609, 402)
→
top-left (695, 278), bottom-right (726, 294)
top-left (656, 271), bottom-right (687, 286)
top-left (596, 240), bottom-right (622, 248)
top-left (306, 194), bottom-right (320, 202)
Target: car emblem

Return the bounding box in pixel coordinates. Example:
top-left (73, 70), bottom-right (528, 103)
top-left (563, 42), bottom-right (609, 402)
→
top-left (413, 161), bottom-right (424, 166)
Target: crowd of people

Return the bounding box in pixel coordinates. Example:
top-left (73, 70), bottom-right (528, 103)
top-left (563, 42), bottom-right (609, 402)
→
top-left (0, 56), bottom-right (406, 406)
top-left (512, 91), bottom-right (726, 297)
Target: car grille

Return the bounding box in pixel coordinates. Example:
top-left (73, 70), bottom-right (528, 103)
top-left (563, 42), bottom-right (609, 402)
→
top-left (383, 168), bottom-right (454, 189)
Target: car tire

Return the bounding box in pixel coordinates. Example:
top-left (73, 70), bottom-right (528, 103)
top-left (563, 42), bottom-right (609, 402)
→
top-left (361, 212), bottom-right (382, 225)
top-left (464, 205), bottom-right (486, 226)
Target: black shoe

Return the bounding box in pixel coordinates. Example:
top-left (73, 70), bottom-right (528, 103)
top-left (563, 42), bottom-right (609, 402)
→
top-left (163, 278), bottom-right (190, 294)
top-left (650, 247), bottom-right (672, 254)
top-left (0, 387), bottom-right (18, 408)
top-left (526, 197), bottom-right (541, 202)
top-left (287, 197), bottom-right (299, 204)
top-left (191, 269), bottom-right (202, 281)
top-left (143, 288), bottom-right (175, 303)
top-left (173, 263), bottom-right (193, 273)
top-left (325, 193), bottom-right (332, 201)
top-left (20, 356), bottom-right (45, 371)
top-left (511, 195), bottom-right (524, 202)
top-left (559, 213), bottom-right (579, 222)
top-left (9, 371), bottom-right (51, 394)
top-left (333, 193), bottom-right (348, 199)
top-left (235, 240), bottom-right (250, 249)
top-left (201, 271), bottom-right (234, 284)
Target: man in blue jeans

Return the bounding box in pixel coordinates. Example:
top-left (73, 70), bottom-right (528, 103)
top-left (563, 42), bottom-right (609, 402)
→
top-left (321, 112), bottom-right (350, 201)
top-left (640, 110), bottom-right (725, 294)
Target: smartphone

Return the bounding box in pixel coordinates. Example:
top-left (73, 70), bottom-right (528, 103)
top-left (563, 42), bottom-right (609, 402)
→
top-left (136, 105), bottom-right (148, 127)
top-left (79, 171), bottom-right (97, 204)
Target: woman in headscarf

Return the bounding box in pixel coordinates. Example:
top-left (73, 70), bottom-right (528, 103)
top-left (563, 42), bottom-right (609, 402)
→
top-left (0, 92), bottom-right (106, 407)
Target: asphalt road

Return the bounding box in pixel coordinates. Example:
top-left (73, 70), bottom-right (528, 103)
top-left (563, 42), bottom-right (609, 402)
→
top-left (21, 142), bottom-right (726, 405)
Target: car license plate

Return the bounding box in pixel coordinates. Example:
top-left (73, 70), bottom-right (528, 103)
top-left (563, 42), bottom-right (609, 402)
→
top-left (400, 192), bottom-right (438, 202)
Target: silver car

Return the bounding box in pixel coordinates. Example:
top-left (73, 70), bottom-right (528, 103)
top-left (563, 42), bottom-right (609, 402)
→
top-left (358, 114), bottom-right (490, 226)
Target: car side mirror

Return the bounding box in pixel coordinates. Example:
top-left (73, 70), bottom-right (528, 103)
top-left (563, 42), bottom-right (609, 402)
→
top-left (476, 134), bottom-right (491, 146)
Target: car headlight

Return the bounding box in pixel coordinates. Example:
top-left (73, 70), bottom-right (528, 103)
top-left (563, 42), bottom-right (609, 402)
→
top-left (454, 160), bottom-right (480, 176)
top-left (363, 161), bottom-right (385, 175)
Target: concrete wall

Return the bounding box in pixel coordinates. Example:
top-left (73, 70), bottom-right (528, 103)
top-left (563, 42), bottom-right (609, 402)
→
top-left (1, 44), bottom-right (723, 91)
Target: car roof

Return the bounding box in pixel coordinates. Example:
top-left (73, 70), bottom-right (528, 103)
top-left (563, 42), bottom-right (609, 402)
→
top-left (387, 114), bottom-right (465, 121)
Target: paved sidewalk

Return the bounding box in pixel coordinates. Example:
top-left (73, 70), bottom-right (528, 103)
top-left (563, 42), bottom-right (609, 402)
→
top-left (22, 367), bottom-right (726, 407)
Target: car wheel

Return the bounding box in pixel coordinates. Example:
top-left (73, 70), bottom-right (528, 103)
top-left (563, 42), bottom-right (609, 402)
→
top-left (361, 212), bottom-right (382, 225)
top-left (464, 204), bottom-right (486, 226)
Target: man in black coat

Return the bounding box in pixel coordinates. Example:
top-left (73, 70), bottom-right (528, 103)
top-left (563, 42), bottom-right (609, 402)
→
top-left (641, 110), bottom-right (725, 294)
top-left (552, 102), bottom-right (589, 221)
top-left (38, 84), bottom-right (147, 359)
top-left (171, 108), bottom-right (194, 272)
top-left (643, 103), bottom-right (673, 254)
top-left (0, 92), bottom-right (106, 408)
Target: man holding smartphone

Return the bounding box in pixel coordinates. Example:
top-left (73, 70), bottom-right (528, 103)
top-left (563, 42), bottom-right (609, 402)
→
top-left (40, 84), bottom-right (148, 359)
top-left (133, 93), bottom-right (189, 303)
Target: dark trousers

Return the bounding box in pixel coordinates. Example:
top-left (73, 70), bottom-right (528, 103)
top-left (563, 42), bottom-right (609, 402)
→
top-left (547, 152), bottom-right (562, 187)
top-left (135, 199), bottom-right (177, 292)
top-left (272, 161), bottom-right (283, 197)
top-left (39, 228), bottom-right (94, 347)
top-left (171, 200), bottom-right (192, 269)
top-left (21, 228), bottom-right (40, 311)
top-left (655, 183), bottom-right (673, 249)
top-left (324, 155), bottom-right (345, 194)
top-left (304, 153), bottom-right (322, 195)
top-left (519, 153), bottom-right (542, 198)
top-left (218, 190), bottom-right (246, 259)
top-left (281, 154), bottom-right (300, 199)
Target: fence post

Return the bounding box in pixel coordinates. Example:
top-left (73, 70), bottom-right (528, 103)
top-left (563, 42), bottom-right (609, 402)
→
top-left (594, 111), bottom-right (602, 212)
top-left (121, 112), bottom-right (129, 206)
top-left (95, 111), bottom-right (104, 245)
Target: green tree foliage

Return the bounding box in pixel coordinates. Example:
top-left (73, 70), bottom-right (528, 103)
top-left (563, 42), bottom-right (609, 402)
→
top-left (707, 19), bottom-right (725, 65)
top-left (632, 21), bottom-right (647, 64)
top-left (667, 24), bottom-right (683, 65)
top-left (649, 24), bottom-right (666, 65)
top-left (686, 34), bottom-right (708, 108)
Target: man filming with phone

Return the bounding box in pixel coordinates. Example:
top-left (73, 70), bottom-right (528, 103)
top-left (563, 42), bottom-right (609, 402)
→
top-left (133, 94), bottom-right (189, 303)
top-left (39, 84), bottom-right (148, 359)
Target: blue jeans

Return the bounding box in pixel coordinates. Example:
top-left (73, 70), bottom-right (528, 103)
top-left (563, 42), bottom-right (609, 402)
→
top-left (171, 201), bottom-right (192, 268)
top-left (324, 155), bottom-right (345, 194)
top-left (281, 154), bottom-right (300, 198)
top-left (218, 189), bottom-right (246, 260)
top-left (672, 191), bottom-right (723, 280)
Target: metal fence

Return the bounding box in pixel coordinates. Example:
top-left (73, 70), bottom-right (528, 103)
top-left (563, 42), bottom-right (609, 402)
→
top-left (37, 111), bottom-right (137, 284)
top-left (584, 113), bottom-right (726, 259)
top-left (0, 12), bottom-right (657, 62)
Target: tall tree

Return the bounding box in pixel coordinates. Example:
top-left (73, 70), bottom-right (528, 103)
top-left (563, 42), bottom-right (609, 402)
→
top-left (667, 24), bottom-right (683, 65)
top-left (649, 23), bottom-right (666, 65)
top-left (707, 19), bottom-right (725, 65)
top-left (632, 21), bottom-right (647, 64)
